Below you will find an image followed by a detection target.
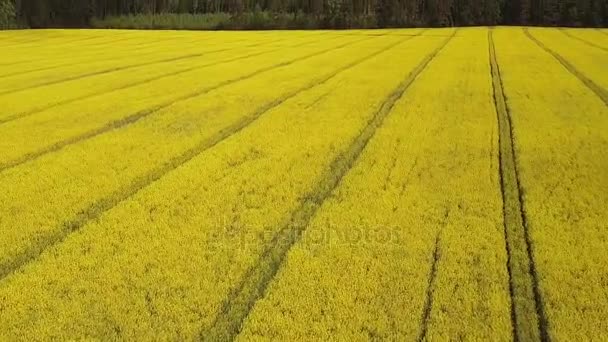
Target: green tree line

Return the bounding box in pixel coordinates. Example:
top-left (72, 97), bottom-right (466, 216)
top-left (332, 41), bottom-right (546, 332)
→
top-left (1, 0), bottom-right (16, 28)
top-left (2, 0), bottom-right (607, 29)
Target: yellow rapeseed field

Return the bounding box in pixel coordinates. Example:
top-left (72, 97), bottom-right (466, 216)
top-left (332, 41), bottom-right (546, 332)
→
top-left (0, 27), bottom-right (606, 341)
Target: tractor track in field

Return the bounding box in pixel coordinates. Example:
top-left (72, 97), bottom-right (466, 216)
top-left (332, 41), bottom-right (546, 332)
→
top-left (490, 29), bottom-right (550, 342)
top-left (0, 63), bottom-right (88, 79)
top-left (0, 34), bottom-right (296, 79)
top-left (416, 207), bottom-right (450, 342)
top-left (0, 35), bottom-right (377, 174)
top-left (559, 29), bottom-right (608, 52)
top-left (0, 52), bottom-right (221, 96)
top-left (0, 59), bottom-right (32, 67)
top-left (0, 30), bottom-right (324, 78)
top-left (0, 52), bottom-right (167, 79)
top-left (0, 33), bottom-right (139, 51)
top-left (417, 235), bottom-right (441, 342)
top-left (0, 34), bottom-right (336, 125)
top-left (0, 37), bottom-right (191, 79)
top-left (0, 34), bottom-right (164, 69)
top-left (0, 31), bottom-right (416, 281)
top-left (0, 31), bottom-right (263, 83)
top-left (199, 29), bottom-right (456, 342)
top-left (524, 28), bottom-right (608, 106)
top-left (0, 35), bottom-right (139, 68)
top-left (0, 49), bottom-right (277, 125)
top-left (1, 34), bottom-right (102, 49)
top-left (0, 35), bottom-right (75, 48)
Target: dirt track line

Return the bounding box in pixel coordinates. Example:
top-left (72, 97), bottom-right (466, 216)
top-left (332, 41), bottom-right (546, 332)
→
top-left (0, 31), bottom-right (323, 73)
top-left (0, 35), bottom-right (373, 171)
top-left (0, 35), bottom-right (264, 77)
top-left (0, 35), bottom-right (139, 68)
top-left (1, 32), bottom-right (138, 51)
top-left (416, 207), bottom-right (450, 342)
top-left (490, 29), bottom-right (550, 342)
top-left (0, 63), bottom-right (79, 79)
top-left (559, 29), bottom-right (608, 52)
top-left (417, 235), bottom-right (441, 341)
top-left (0, 52), bottom-right (218, 96)
top-left (0, 59), bottom-right (32, 67)
top-left (0, 49), bottom-right (276, 125)
top-left (524, 28), bottom-right (608, 106)
top-left (199, 29), bottom-right (455, 342)
top-left (0, 31), bottom-right (252, 83)
top-left (0, 34), bottom-right (153, 68)
top-left (0, 39), bottom-right (366, 121)
top-left (1, 34), bottom-right (100, 48)
top-left (0, 31), bottom-right (330, 94)
top-left (0, 36), bottom-right (176, 79)
top-left (0, 33), bottom-right (412, 283)
top-left (0, 31), bottom-right (332, 83)
top-left (0, 34), bottom-right (74, 48)
top-left (0, 40), bottom-right (374, 174)
top-left (0, 36), bottom-right (332, 125)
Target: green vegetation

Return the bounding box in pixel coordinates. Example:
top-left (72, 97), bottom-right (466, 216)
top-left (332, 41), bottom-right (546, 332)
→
top-left (10, 0), bottom-right (608, 29)
top-left (0, 0), bottom-right (16, 29)
top-left (90, 11), bottom-right (349, 30)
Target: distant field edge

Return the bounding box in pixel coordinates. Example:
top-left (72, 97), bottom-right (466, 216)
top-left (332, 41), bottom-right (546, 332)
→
top-left (3, 25), bottom-right (608, 33)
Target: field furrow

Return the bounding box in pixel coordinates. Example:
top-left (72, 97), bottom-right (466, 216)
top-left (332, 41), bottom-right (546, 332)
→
top-left (0, 33), bottom-right (339, 125)
top-left (0, 38), bottom-right (206, 78)
top-left (0, 32), bottom-right (162, 67)
top-left (560, 28), bottom-right (608, 51)
top-left (0, 53), bottom-right (209, 93)
top-left (0, 32), bottom-right (308, 77)
top-left (0, 31), bottom-right (427, 280)
top-left (0, 26), bottom-right (605, 340)
top-left (489, 29), bottom-right (546, 342)
top-left (0, 35), bottom-right (372, 171)
top-left (202, 29), bottom-right (455, 342)
top-left (0, 33), bottom-right (311, 94)
top-left (0, 31), bottom-right (106, 50)
top-left (524, 28), bottom-right (608, 105)
top-left (0, 30), bottom-right (218, 58)
top-left (0, 30), bottom-right (325, 62)
top-left (0, 30), bottom-right (451, 340)
top-left (236, 27), bottom-right (512, 341)
top-left (494, 27), bottom-right (608, 340)
top-left (417, 235), bottom-right (442, 341)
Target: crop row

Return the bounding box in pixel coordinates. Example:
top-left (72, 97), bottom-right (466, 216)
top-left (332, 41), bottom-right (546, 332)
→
top-left (0, 30), bottom-right (450, 339)
top-left (0, 32), bottom-right (332, 95)
top-left (0, 33), bottom-right (340, 124)
top-left (0, 27), bottom-right (606, 340)
top-left (493, 27), bottom-right (608, 340)
top-left (0, 32), bottom-right (430, 276)
top-left (525, 28), bottom-right (608, 103)
top-left (0, 29), bottom-right (291, 64)
top-left (0, 34), bottom-right (371, 170)
top-left (237, 27), bottom-right (513, 341)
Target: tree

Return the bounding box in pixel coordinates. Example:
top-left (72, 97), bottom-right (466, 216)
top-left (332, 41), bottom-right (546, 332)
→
top-left (9, 0), bottom-right (608, 28)
top-left (0, 0), bottom-right (16, 29)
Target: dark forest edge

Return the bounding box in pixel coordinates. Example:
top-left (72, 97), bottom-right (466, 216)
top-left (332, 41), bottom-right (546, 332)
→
top-left (1, 0), bottom-right (607, 30)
